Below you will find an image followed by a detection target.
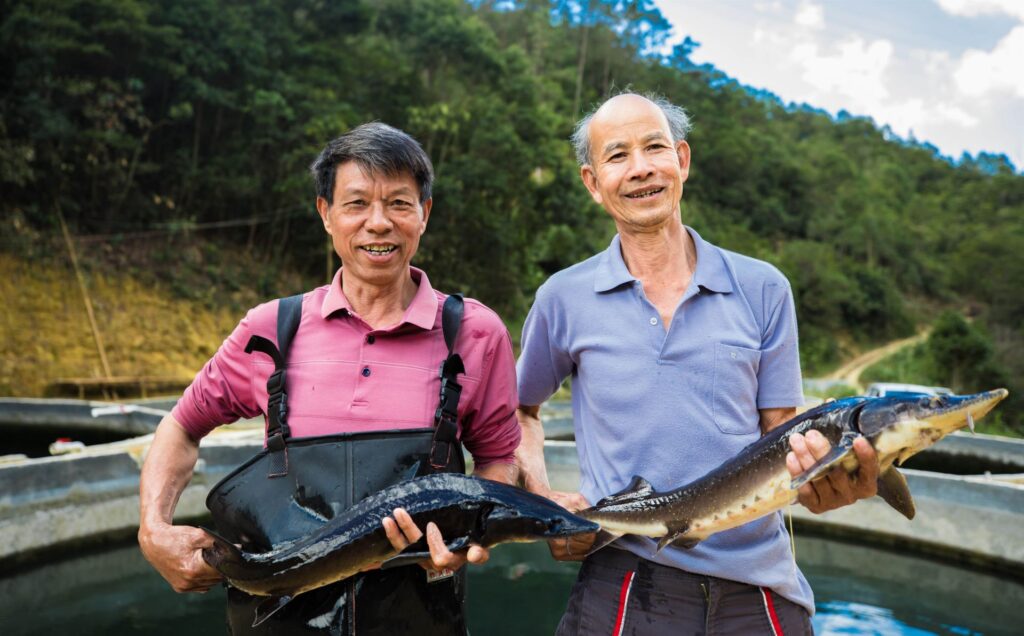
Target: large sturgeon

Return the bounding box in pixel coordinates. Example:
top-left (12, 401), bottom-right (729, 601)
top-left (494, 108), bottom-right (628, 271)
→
top-left (581, 389), bottom-right (1008, 551)
top-left (202, 472), bottom-right (598, 625)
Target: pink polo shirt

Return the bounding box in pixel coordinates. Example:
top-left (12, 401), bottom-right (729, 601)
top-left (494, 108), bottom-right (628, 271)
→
top-left (172, 267), bottom-right (520, 467)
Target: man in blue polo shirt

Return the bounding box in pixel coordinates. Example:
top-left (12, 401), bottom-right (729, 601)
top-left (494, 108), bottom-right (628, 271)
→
top-left (515, 93), bottom-right (880, 634)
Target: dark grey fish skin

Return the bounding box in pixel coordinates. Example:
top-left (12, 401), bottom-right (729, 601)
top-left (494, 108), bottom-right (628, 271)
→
top-left (581, 389), bottom-right (1008, 551)
top-left (203, 473), bottom-right (599, 599)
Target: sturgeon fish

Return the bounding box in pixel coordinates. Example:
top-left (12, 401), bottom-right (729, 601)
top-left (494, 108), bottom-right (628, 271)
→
top-left (202, 472), bottom-right (598, 625)
top-left (581, 389), bottom-right (1008, 551)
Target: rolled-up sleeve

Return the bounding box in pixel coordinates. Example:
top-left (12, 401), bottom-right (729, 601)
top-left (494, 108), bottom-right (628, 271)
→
top-left (171, 308), bottom-right (266, 439)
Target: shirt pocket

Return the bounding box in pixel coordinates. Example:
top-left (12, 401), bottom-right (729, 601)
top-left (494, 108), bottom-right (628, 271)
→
top-left (712, 343), bottom-right (762, 435)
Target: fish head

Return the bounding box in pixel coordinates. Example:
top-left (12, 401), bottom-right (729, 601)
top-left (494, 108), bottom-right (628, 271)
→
top-left (856, 388), bottom-right (1008, 464)
top-left (478, 498), bottom-right (599, 545)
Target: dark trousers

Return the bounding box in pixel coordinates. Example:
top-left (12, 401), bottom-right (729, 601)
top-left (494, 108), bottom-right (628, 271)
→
top-left (556, 548), bottom-right (813, 636)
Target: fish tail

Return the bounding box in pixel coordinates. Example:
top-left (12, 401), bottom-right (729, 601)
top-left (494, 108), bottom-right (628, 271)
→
top-left (201, 526), bottom-right (246, 569)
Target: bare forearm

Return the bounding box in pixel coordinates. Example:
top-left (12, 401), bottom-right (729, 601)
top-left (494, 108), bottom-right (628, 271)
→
top-left (515, 405), bottom-right (551, 495)
top-left (139, 414), bottom-right (200, 530)
top-left (473, 461), bottom-right (518, 486)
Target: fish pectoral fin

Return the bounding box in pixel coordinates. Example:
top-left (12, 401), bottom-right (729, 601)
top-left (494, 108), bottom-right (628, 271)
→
top-left (584, 529), bottom-right (622, 556)
top-left (655, 525), bottom-right (691, 553)
top-left (381, 535), bottom-right (473, 570)
top-left (253, 595), bottom-right (293, 627)
top-left (672, 536), bottom-right (701, 550)
top-left (876, 467), bottom-right (916, 520)
top-left (790, 433), bottom-right (857, 490)
top-left (594, 475), bottom-right (656, 507)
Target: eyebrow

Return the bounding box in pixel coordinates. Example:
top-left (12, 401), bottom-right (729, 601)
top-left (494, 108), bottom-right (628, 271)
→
top-left (340, 185), bottom-right (417, 198)
top-left (600, 132), bottom-right (671, 157)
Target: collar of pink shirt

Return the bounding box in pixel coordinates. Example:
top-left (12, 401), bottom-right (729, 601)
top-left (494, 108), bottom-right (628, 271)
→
top-left (321, 266), bottom-right (439, 331)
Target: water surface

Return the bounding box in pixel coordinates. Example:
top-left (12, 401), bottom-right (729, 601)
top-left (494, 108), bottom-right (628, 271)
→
top-left (0, 534), bottom-right (1020, 635)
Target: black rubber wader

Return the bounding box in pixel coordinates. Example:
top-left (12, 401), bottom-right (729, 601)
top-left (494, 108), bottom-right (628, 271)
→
top-left (206, 294), bottom-right (469, 635)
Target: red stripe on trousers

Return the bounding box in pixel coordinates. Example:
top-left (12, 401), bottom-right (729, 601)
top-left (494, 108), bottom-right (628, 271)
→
top-left (612, 571), bottom-right (635, 636)
top-left (761, 587), bottom-right (785, 636)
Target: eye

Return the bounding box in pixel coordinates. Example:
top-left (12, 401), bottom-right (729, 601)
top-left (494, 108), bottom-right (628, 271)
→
top-left (608, 152), bottom-right (626, 162)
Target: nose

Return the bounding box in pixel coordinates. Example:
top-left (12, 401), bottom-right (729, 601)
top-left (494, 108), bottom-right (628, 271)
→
top-left (626, 149), bottom-right (655, 181)
top-left (364, 201), bottom-right (392, 233)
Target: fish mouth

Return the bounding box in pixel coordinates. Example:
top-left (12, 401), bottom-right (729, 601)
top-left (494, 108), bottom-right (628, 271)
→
top-left (916, 388), bottom-right (1008, 432)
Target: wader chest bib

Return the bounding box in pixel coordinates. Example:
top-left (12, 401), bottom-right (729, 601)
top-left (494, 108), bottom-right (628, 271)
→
top-left (206, 294), bottom-right (469, 635)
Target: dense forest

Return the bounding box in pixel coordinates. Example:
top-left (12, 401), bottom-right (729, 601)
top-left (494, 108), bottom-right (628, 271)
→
top-left (2, 0), bottom-right (1022, 430)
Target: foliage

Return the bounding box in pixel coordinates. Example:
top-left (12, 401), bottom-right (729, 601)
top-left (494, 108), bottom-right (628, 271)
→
top-left (2, 0), bottom-right (1022, 430)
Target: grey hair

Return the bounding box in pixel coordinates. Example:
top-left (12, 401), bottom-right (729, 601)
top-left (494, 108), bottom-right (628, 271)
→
top-left (310, 122), bottom-right (434, 204)
top-left (571, 92), bottom-right (693, 167)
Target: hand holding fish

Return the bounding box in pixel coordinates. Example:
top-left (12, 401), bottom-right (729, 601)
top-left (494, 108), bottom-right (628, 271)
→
top-left (544, 491), bottom-right (597, 561)
top-left (786, 430), bottom-right (879, 513)
top-left (138, 522), bottom-right (224, 594)
top-left (381, 507), bottom-right (491, 571)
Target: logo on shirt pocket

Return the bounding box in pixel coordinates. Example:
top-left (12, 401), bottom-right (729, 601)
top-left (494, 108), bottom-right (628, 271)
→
top-left (712, 343), bottom-right (762, 435)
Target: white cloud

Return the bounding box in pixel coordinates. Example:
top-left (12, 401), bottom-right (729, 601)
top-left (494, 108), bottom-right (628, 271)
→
top-left (954, 25), bottom-right (1024, 98)
top-left (791, 37), bottom-right (893, 107)
top-left (935, 0), bottom-right (1024, 21)
top-left (794, 1), bottom-right (824, 29)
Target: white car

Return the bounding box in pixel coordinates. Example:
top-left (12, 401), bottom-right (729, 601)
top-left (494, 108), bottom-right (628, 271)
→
top-left (865, 382), bottom-right (954, 398)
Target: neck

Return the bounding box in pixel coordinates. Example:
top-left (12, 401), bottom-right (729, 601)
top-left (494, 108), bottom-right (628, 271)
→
top-left (617, 217), bottom-right (696, 284)
top-left (341, 270), bottom-right (418, 329)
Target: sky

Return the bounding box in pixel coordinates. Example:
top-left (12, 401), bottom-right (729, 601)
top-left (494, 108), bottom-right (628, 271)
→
top-left (652, 0), bottom-right (1024, 170)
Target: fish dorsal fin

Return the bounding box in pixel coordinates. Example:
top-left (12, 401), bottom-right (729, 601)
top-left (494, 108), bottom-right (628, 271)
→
top-left (253, 595), bottom-right (293, 627)
top-left (789, 432), bottom-right (858, 490)
top-left (381, 535), bottom-right (472, 570)
top-left (876, 467), bottom-right (916, 520)
top-left (595, 476), bottom-right (655, 507)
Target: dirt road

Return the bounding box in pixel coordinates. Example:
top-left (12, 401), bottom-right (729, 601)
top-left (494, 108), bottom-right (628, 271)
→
top-left (825, 330), bottom-right (931, 391)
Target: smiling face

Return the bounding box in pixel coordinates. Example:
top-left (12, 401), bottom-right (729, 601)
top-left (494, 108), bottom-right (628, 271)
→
top-left (580, 95), bottom-right (691, 232)
top-left (316, 161), bottom-right (431, 290)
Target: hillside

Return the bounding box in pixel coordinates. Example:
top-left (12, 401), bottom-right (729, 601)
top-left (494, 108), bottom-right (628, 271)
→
top-left (2, 0), bottom-right (1021, 429)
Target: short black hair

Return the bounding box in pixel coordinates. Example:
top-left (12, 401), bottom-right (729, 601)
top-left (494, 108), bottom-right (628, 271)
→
top-left (310, 122), bottom-right (434, 204)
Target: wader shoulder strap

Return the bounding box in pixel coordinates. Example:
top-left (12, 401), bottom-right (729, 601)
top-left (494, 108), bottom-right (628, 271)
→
top-left (431, 294), bottom-right (465, 469)
top-left (244, 293), bottom-right (304, 478)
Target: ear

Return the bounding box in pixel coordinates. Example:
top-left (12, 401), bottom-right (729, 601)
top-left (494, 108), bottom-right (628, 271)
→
top-left (419, 197), bottom-right (432, 235)
top-left (316, 196), bottom-right (332, 235)
top-left (676, 139), bottom-right (691, 183)
top-left (580, 165), bottom-right (603, 205)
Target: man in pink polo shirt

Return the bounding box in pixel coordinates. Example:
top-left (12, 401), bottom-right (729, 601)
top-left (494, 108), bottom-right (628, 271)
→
top-left (138, 123), bottom-right (520, 634)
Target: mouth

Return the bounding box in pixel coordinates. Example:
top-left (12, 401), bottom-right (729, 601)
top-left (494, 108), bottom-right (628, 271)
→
top-left (360, 244), bottom-right (398, 257)
top-left (624, 186), bottom-right (665, 200)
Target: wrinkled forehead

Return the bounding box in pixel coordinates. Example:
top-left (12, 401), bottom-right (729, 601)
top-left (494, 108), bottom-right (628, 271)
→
top-left (334, 160), bottom-right (420, 198)
top-left (589, 96), bottom-right (673, 151)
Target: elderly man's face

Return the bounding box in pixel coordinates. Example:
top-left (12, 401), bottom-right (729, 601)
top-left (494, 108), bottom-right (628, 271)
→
top-left (581, 95), bottom-right (690, 231)
top-left (317, 161), bottom-right (430, 289)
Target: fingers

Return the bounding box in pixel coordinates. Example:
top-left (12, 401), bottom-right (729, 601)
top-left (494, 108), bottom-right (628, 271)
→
top-left (547, 532), bottom-right (596, 562)
top-left (549, 491), bottom-right (591, 513)
top-left (851, 437), bottom-right (879, 498)
top-left (140, 524), bottom-right (223, 593)
top-left (382, 508), bottom-right (424, 552)
top-left (425, 522), bottom-right (467, 570)
top-left (789, 430), bottom-right (879, 513)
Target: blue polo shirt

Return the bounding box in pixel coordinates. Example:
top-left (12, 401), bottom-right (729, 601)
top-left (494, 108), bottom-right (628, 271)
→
top-left (517, 226), bottom-right (813, 613)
